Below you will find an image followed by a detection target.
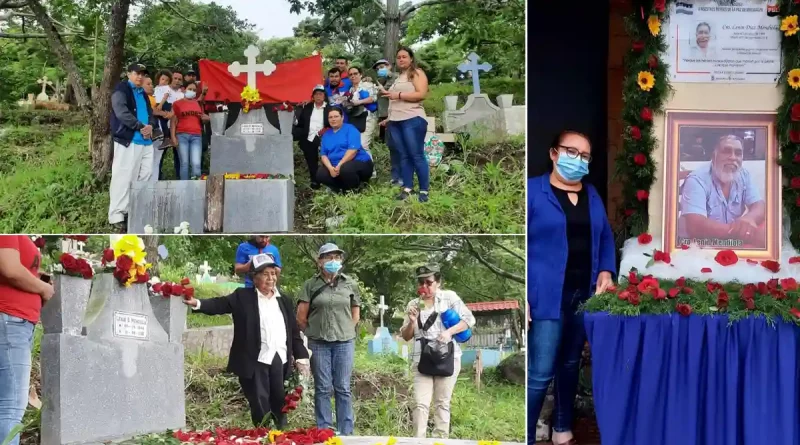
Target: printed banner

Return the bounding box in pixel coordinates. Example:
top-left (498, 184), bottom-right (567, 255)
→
top-left (666, 0), bottom-right (781, 83)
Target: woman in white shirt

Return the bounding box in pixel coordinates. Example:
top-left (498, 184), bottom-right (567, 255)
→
top-left (400, 264), bottom-right (476, 439)
top-left (293, 85), bottom-right (331, 190)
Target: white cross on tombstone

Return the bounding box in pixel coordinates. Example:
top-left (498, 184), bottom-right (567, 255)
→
top-left (228, 45), bottom-right (277, 89)
top-left (75, 241), bottom-right (85, 253)
top-left (377, 294), bottom-right (389, 329)
top-left (37, 75), bottom-right (52, 102)
top-left (199, 260), bottom-right (212, 276)
top-left (458, 52), bottom-right (492, 95)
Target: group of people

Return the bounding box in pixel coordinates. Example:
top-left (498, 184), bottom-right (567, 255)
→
top-left (106, 47), bottom-right (434, 231)
top-left (294, 47), bottom-right (433, 200)
top-left (186, 236), bottom-right (476, 438)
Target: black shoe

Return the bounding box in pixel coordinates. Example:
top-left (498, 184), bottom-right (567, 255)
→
top-left (274, 414), bottom-right (288, 430)
top-left (418, 191), bottom-right (429, 203)
top-left (112, 222), bottom-right (127, 234)
top-left (310, 182), bottom-right (321, 190)
top-left (396, 189), bottom-right (412, 201)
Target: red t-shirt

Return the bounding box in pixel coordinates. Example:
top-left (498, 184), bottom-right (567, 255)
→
top-left (0, 235), bottom-right (42, 323)
top-left (172, 99), bottom-right (203, 135)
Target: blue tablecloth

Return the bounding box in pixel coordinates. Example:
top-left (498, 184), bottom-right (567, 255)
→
top-left (584, 313), bottom-right (800, 445)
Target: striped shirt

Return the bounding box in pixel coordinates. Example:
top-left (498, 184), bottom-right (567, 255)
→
top-left (401, 289), bottom-right (476, 364)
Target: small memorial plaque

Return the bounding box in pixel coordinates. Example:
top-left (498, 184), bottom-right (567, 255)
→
top-left (112, 311), bottom-right (149, 340)
top-left (240, 123), bottom-right (264, 135)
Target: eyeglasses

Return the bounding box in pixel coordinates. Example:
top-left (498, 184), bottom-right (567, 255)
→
top-left (418, 279), bottom-right (436, 286)
top-left (557, 145), bottom-right (592, 163)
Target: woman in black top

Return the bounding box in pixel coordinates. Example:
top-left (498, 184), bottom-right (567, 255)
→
top-left (293, 86), bottom-right (332, 189)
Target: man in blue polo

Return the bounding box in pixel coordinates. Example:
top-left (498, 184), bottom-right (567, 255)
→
top-left (235, 236), bottom-right (282, 288)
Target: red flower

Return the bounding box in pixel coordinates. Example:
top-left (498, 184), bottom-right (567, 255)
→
top-left (789, 256), bottom-right (800, 264)
top-left (654, 0), bottom-right (665, 12)
top-left (701, 267), bottom-right (712, 273)
top-left (116, 255), bottom-right (133, 271)
top-left (161, 283), bottom-right (173, 297)
top-left (152, 283), bottom-right (163, 293)
top-left (34, 237), bottom-right (46, 248)
top-left (180, 277), bottom-right (191, 286)
top-left (295, 385), bottom-right (303, 395)
top-left (60, 253), bottom-right (78, 271)
top-left (638, 233), bottom-right (653, 244)
top-left (797, 196), bottom-right (800, 207)
top-left (634, 153), bottom-right (647, 166)
top-left (771, 289), bottom-right (787, 300)
top-left (648, 54), bottom-right (659, 69)
top-left (794, 154), bottom-right (800, 163)
top-left (653, 250), bottom-right (671, 264)
top-left (791, 177), bottom-right (800, 189)
top-left (636, 190), bottom-right (649, 201)
top-left (172, 285), bottom-right (185, 296)
top-left (668, 287), bottom-right (681, 298)
top-left (758, 282), bottom-right (769, 295)
top-left (768, 279), bottom-right (779, 290)
top-left (628, 271), bottom-right (640, 285)
top-left (136, 272), bottom-right (150, 284)
top-left (624, 209), bottom-right (635, 217)
top-left (102, 248), bottom-right (115, 265)
top-left (77, 259), bottom-right (93, 279)
top-left (707, 281), bottom-right (723, 293)
top-left (640, 107), bottom-right (653, 121)
top-left (791, 130), bottom-right (800, 144)
top-left (638, 277), bottom-right (667, 299)
top-left (791, 308), bottom-right (800, 319)
top-left (781, 278), bottom-right (798, 291)
top-left (742, 284), bottom-right (757, 299)
top-left (761, 260), bottom-right (781, 273)
top-left (184, 286), bottom-right (195, 298)
top-left (791, 104), bottom-right (800, 121)
top-left (632, 41), bottom-right (645, 52)
top-left (630, 126), bottom-right (642, 140)
top-left (743, 298), bottom-right (756, 310)
top-left (628, 292), bottom-right (641, 305)
top-left (113, 268), bottom-right (131, 284)
top-left (717, 291), bottom-right (729, 308)
top-left (675, 303), bottom-right (692, 316)
top-left (676, 277), bottom-right (686, 287)
top-left (714, 250), bottom-right (739, 267)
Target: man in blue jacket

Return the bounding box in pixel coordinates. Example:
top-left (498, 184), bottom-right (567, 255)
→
top-left (108, 63), bottom-right (156, 232)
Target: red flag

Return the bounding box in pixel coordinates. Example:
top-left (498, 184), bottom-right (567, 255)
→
top-left (198, 54), bottom-right (322, 105)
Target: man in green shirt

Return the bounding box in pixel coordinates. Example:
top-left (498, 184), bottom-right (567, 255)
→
top-left (296, 243), bottom-right (360, 435)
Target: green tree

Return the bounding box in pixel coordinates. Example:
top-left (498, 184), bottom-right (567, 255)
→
top-left (257, 36), bottom-right (319, 64)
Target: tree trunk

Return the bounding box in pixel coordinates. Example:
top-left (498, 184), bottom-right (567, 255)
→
top-left (143, 235), bottom-right (160, 277)
top-left (90, 0), bottom-right (132, 178)
top-left (383, 0), bottom-right (400, 60)
top-left (204, 174), bottom-right (225, 233)
top-left (26, 0), bottom-right (91, 110)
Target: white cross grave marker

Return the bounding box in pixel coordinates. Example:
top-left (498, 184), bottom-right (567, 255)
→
top-left (37, 75), bottom-right (53, 102)
top-left (76, 241), bottom-right (86, 253)
top-left (228, 45), bottom-right (277, 89)
top-left (458, 52), bottom-right (492, 95)
top-left (377, 294), bottom-right (389, 329)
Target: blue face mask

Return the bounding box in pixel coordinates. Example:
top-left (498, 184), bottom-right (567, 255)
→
top-left (323, 260), bottom-right (342, 274)
top-left (555, 153), bottom-right (589, 182)
top-left (185, 90), bottom-right (197, 99)
top-left (377, 68), bottom-right (389, 77)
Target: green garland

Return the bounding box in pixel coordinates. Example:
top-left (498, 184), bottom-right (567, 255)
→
top-left (617, 0), bottom-right (800, 250)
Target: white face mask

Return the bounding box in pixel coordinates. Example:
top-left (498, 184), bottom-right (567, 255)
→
top-left (185, 90), bottom-right (197, 99)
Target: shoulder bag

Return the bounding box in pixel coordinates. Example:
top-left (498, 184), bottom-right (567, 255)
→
top-left (416, 311), bottom-right (455, 377)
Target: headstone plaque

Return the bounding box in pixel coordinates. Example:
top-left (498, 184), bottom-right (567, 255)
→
top-left (240, 123), bottom-right (264, 135)
top-left (112, 311), bottom-right (149, 340)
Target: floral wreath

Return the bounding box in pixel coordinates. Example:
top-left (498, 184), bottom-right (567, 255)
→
top-left (617, 0), bottom-right (800, 250)
top-left (102, 235), bottom-right (152, 287)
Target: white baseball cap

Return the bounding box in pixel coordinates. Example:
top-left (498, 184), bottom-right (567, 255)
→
top-left (251, 253), bottom-right (277, 273)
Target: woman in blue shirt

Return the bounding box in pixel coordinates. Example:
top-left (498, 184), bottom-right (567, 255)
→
top-left (528, 130), bottom-right (616, 445)
top-left (317, 108), bottom-right (374, 193)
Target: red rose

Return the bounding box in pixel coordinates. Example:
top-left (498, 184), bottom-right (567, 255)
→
top-left (624, 209), bottom-right (635, 217)
top-left (792, 104), bottom-right (800, 121)
top-left (742, 285), bottom-right (756, 300)
top-left (714, 250), bottom-right (739, 267)
top-left (676, 277), bottom-right (686, 287)
top-left (34, 237), bottom-right (46, 248)
top-left (113, 268), bottom-right (131, 284)
top-left (630, 126), bottom-right (642, 140)
top-left (743, 298), bottom-right (755, 310)
top-left (628, 271), bottom-right (640, 285)
top-left (172, 285), bottom-right (185, 296)
top-left (184, 287), bottom-right (195, 298)
top-left (181, 277), bottom-right (191, 286)
top-left (640, 107), bottom-right (653, 121)
top-left (152, 283), bottom-right (163, 293)
top-left (116, 255), bottom-right (133, 271)
top-left (781, 278), bottom-right (798, 291)
top-left (634, 153), bottom-right (647, 166)
top-left (791, 177), bottom-right (800, 189)
top-left (791, 308), bottom-right (800, 319)
top-left (771, 289), bottom-right (787, 300)
top-left (668, 287), bottom-right (680, 298)
top-left (76, 259), bottom-right (93, 279)
top-left (757, 282), bottom-right (769, 295)
top-left (60, 253), bottom-right (78, 271)
top-left (648, 54), bottom-right (659, 69)
top-left (653, 250), bottom-right (671, 264)
top-left (701, 267), bottom-right (712, 273)
top-left (675, 303), bottom-right (692, 316)
top-left (628, 292), bottom-right (641, 305)
top-left (768, 279), bottom-right (779, 290)
top-left (637, 233), bottom-right (653, 244)
top-left (717, 291), bottom-right (729, 308)
top-left (162, 283), bottom-right (173, 296)
top-left (136, 272), bottom-right (150, 284)
top-left (636, 190), bottom-right (649, 201)
top-left (761, 260), bottom-right (781, 273)
top-left (654, 0), bottom-right (665, 12)
top-left (789, 256), bottom-right (800, 264)
top-left (791, 130), bottom-right (800, 144)
top-left (102, 248), bottom-right (115, 264)
top-left (295, 385), bottom-right (303, 395)
top-left (794, 154), bottom-right (800, 163)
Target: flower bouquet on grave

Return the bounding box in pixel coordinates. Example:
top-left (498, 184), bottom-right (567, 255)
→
top-left (56, 252), bottom-right (94, 280)
top-left (103, 235), bottom-right (152, 287)
top-left (282, 368), bottom-right (304, 415)
top-left (240, 85), bottom-right (261, 114)
top-left (149, 277), bottom-right (194, 300)
top-left (272, 102), bottom-right (295, 112)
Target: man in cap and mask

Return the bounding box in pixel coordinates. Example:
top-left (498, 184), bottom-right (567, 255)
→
top-left (183, 254), bottom-right (309, 428)
top-left (296, 243), bottom-right (360, 435)
top-left (235, 236), bottom-right (282, 288)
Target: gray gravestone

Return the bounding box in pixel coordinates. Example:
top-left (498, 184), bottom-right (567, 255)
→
top-left (209, 134), bottom-right (294, 176)
top-left (127, 181), bottom-right (206, 234)
top-left (222, 179), bottom-right (294, 232)
top-left (209, 111), bottom-right (227, 136)
top-left (40, 274), bottom-right (186, 445)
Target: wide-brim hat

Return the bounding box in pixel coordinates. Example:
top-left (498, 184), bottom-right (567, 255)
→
top-left (415, 264), bottom-right (440, 278)
top-left (250, 253), bottom-right (277, 274)
top-left (318, 243), bottom-right (344, 257)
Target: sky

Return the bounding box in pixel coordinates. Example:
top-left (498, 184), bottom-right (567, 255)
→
top-left (198, 0), bottom-right (310, 39)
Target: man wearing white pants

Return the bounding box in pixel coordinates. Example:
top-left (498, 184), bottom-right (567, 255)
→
top-left (108, 63), bottom-right (156, 232)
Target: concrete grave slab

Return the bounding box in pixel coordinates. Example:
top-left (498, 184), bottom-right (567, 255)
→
top-left (222, 179), bottom-right (294, 233)
top-left (209, 134), bottom-right (294, 176)
top-left (127, 181), bottom-right (206, 234)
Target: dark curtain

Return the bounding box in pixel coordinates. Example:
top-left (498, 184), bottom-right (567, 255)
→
top-left (528, 0), bottom-right (610, 205)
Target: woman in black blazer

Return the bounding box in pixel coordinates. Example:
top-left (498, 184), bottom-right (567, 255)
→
top-left (293, 85), bottom-right (332, 189)
top-left (183, 254), bottom-right (309, 428)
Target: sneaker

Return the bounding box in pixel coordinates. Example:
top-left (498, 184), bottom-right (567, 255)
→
top-left (151, 127), bottom-right (164, 141)
top-left (390, 179), bottom-right (403, 187)
top-left (396, 189), bottom-right (412, 201)
top-left (418, 191), bottom-right (429, 203)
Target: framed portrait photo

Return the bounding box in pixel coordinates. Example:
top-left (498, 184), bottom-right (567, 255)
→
top-left (662, 110), bottom-right (782, 260)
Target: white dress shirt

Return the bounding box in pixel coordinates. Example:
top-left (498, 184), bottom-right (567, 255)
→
top-left (307, 104), bottom-right (326, 142)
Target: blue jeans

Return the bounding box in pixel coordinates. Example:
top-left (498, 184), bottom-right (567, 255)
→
top-left (0, 313), bottom-right (35, 445)
top-left (527, 294), bottom-right (587, 443)
top-left (309, 339), bottom-right (355, 435)
top-left (387, 117), bottom-right (429, 191)
top-left (385, 128), bottom-right (402, 184)
top-left (177, 133), bottom-right (202, 180)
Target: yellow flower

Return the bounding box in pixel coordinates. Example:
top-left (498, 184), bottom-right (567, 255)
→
top-left (647, 15), bottom-right (661, 36)
top-left (268, 430), bottom-right (283, 443)
top-left (637, 71), bottom-right (655, 92)
top-left (324, 438), bottom-right (342, 445)
top-left (387, 437), bottom-right (397, 445)
top-left (789, 69), bottom-right (800, 90)
top-left (782, 15), bottom-right (799, 36)
top-left (240, 85), bottom-right (261, 114)
top-left (477, 441), bottom-right (501, 445)
top-left (113, 235), bottom-right (147, 265)
top-left (224, 173), bottom-right (241, 179)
